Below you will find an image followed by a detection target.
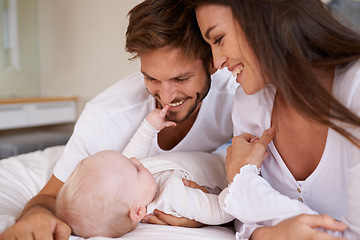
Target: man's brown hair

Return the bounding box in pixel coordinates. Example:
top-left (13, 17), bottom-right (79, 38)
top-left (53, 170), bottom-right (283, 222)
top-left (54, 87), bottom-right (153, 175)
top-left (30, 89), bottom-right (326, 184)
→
top-left (126, 0), bottom-right (212, 72)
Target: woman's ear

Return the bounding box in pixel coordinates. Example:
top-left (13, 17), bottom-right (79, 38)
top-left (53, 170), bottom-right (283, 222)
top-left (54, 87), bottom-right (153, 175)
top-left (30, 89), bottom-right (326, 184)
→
top-left (129, 205), bottom-right (147, 222)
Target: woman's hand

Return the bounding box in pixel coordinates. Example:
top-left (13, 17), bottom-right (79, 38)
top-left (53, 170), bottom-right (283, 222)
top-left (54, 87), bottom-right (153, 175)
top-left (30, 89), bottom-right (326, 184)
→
top-left (251, 214), bottom-right (347, 240)
top-left (141, 179), bottom-right (207, 227)
top-left (226, 128), bottom-right (274, 183)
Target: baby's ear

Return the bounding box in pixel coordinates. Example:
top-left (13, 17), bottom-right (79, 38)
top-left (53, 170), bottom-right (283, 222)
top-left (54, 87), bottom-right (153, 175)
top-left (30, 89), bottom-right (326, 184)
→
top-left (129, 205), bottom-right (147, 222)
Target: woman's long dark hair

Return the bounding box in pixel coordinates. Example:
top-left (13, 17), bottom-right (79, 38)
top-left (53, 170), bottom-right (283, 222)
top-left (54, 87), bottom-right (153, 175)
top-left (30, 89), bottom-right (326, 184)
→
top-left (187, 0), bottom-right (360, 147)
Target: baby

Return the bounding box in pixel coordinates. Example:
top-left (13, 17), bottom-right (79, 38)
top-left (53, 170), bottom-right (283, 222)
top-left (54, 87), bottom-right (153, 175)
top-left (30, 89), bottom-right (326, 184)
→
top-left (55, 150), bottom-right (156, 237)
top-left (55, 106), bottom-right (233, 238)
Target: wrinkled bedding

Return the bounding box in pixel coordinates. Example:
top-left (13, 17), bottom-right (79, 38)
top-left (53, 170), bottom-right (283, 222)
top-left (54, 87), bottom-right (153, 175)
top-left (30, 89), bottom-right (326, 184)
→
top-left (0, 146), bottom-right (235, 239)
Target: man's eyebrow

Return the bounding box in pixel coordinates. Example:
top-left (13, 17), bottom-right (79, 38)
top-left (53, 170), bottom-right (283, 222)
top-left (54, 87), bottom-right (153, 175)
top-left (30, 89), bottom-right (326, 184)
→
top-left (141, 71), bottom-right (156, 80)
top-left (205, 25), bottom-right (216, 40)
top-left (170, 72), bottom-right (194, 80)
top-left (141, 71), bottom-right (194, 81)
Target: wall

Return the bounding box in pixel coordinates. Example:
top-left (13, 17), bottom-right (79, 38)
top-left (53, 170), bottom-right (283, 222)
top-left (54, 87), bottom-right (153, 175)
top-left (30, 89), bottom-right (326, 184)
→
top-left (36, 0), bottom-right (359, 116)
top-left (25, 0), bottom-right (360, 133)
top-left (0, 0), bottom-right (38, 98)
top-left (328, 0), bottom-right (360, 31)
top-left (37, 0), bottom-right (142, 114)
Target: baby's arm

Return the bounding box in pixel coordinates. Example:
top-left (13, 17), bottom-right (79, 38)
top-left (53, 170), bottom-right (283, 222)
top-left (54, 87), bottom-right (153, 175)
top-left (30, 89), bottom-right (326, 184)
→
top-left (122, 106), bottom-right (175, 159)
top-left (147, 170), bottom-right (234, 225)
top-left (146, 105), bottom-right (176, 131)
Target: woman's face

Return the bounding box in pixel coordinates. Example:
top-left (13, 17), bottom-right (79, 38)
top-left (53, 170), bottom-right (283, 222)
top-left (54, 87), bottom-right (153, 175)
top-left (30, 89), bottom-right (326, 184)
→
top-left (196, 4), bottom-right (266, 94)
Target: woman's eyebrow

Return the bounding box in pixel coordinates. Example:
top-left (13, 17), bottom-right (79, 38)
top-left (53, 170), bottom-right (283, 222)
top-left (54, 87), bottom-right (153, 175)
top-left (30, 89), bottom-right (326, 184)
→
top-left (205, 25), bottom-right (216, 40)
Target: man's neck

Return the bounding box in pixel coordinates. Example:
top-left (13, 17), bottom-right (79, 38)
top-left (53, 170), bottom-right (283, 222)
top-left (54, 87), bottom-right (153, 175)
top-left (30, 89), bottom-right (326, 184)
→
top-left (157, 107), bottom-right (200, 150)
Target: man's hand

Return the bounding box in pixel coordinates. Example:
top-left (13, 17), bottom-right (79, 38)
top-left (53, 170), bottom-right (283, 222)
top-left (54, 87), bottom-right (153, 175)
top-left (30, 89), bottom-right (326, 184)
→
top-left (0, 175), bottom-right (69, 240)
top-left (251, 214), bottom-right (347, 240)
top-left (0, 209), bottom-right (71, 240)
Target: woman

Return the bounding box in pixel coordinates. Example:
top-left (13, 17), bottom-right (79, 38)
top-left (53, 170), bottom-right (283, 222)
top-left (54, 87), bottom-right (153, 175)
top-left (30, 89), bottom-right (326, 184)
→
top-left (187, 0), bottom-right (360, 239)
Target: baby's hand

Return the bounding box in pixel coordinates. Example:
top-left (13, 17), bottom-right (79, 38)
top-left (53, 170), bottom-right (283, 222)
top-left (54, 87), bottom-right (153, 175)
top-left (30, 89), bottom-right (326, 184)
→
top-left (146, 105), bottom-right (177, 131)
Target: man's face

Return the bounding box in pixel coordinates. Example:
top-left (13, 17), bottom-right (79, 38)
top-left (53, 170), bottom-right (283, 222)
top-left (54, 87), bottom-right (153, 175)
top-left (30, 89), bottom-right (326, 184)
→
top-left (140, 47), bottom-right (210, 123)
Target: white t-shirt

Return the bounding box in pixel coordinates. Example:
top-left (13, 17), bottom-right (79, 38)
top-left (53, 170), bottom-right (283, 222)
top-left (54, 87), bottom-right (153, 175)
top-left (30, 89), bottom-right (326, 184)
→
top-left (54, 69), bottom-right (237, 182)
top-left (228, 60), bottom-right (360, 239)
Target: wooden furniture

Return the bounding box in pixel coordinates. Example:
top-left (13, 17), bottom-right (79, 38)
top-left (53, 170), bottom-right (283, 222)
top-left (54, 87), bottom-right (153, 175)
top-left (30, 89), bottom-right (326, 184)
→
top-left (0, 97), bottom-right (77, 130)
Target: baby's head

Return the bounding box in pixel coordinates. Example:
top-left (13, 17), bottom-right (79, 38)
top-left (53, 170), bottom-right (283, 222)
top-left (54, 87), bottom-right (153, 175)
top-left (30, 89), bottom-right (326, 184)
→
top-left (55, 150), bottom-right (156, 238)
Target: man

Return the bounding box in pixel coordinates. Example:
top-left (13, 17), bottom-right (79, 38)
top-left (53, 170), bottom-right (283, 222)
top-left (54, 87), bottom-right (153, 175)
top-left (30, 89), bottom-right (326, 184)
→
top-left (0, 1), bottom-right (236, 239)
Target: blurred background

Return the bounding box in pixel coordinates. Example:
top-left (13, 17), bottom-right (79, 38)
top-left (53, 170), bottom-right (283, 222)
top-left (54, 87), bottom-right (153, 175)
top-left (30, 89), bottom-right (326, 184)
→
top-left (0, 1), bottom-right (142, 158)
top-left (0, 0), bottom-right (359, 117)
top-left (1, 0), bottom-right (142, 112)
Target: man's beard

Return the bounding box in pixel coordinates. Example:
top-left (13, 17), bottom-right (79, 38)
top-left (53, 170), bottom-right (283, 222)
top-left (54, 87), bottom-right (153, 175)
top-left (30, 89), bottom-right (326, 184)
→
top-left (163, 79), bottom-right (211, 124)
top-left (165, 95), bottom-right (200, 123)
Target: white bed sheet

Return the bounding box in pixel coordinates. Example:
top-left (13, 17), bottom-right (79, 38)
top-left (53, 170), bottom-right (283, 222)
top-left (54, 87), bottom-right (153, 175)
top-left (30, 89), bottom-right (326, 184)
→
top-left (0, 146), bottom-right (235, 240)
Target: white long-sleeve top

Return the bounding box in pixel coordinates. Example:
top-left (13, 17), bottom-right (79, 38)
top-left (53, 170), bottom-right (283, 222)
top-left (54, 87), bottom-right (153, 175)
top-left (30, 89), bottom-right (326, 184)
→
top-left (143, 152), bottom-right (234, 225)
top-left (228, 59), bottom-right (360, 240)
top-left (53, 69), bottom-right (237, 183)
top-left (123, 119), bottom-right (234, 225)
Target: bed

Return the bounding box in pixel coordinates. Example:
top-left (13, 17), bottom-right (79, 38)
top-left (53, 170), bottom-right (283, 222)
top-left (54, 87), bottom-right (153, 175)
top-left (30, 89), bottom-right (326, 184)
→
top-left (0, 146), bottom-right (235, 239)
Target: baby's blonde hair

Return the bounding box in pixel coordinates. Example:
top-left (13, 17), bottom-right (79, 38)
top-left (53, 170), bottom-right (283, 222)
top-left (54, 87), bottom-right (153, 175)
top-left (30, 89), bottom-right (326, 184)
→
top-left (56, 152), bottom-right (138, 238)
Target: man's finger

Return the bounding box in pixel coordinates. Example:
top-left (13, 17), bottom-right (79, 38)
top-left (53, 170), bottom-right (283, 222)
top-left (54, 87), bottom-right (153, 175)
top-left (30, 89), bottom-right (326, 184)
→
top-left (53, 222), bottom-right (72, 240)
top-left (142, 214), bottom-right (168, 225)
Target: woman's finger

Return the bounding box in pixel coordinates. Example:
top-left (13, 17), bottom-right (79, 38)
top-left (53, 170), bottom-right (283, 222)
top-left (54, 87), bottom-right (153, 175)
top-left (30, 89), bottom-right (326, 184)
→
top-left (249, 137), bottom-right (260, 143)
top-left (153, 210), bottom-right (204, 227)
top-left (258, 128), bottom-right (275, 149)
top-left (298, 214), bottom-right (347, 232)
top-left (234, 133), bottom-right (253, 142)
